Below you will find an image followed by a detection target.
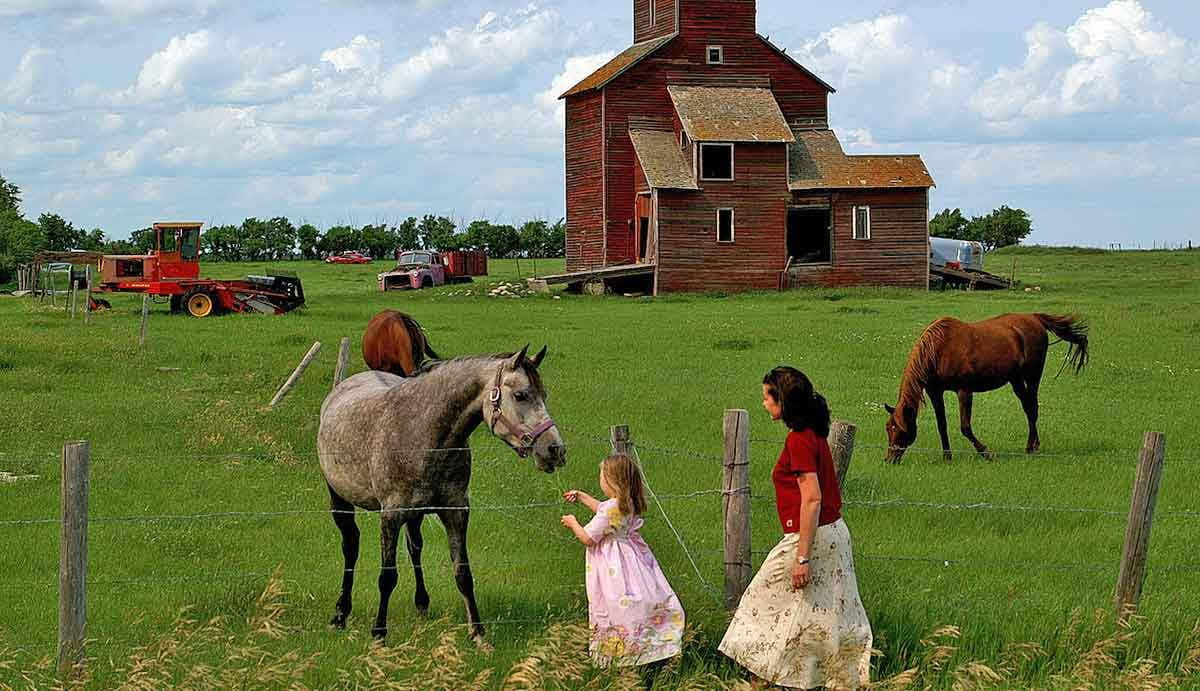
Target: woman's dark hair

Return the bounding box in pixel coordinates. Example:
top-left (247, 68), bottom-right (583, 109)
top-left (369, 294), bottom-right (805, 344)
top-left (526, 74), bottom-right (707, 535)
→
top-left (763, 366), bottom-right (831, 436)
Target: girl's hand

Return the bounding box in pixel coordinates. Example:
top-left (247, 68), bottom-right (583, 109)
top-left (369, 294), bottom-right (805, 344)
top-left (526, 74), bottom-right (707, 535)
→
top-left (560, 515), bottom-right (580, 529)
top-left (791, 561), bottom-right (812, 590)
top-left (563, 490), bottom-right (580, 503)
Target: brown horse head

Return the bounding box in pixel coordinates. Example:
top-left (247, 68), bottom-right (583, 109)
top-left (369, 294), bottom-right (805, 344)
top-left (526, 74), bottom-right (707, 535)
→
top-left (883, 403), bottom-right (917, 464)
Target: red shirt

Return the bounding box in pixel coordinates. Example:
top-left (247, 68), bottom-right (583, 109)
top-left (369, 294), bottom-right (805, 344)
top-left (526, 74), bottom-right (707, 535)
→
top-left (772, 428), bottom-right (842, 533)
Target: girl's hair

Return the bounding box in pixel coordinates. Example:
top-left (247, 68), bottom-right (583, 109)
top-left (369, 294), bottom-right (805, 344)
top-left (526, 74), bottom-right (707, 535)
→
top-left (763, 366), bottom-right (831, 437)
top-left (601, 454), bottom-right (647, 517)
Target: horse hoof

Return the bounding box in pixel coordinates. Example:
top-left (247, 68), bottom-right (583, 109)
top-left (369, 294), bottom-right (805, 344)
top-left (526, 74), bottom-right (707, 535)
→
top-left (981, 450), bottom-right (995, 461)
top-left (371, 626), bottom-right (387, 641)
top-left (472, 633), bottom-right (492, 653)
top-left (330, 614), bottom-right (347, 629)
top-left (943, 454), bottom-right (953, 464)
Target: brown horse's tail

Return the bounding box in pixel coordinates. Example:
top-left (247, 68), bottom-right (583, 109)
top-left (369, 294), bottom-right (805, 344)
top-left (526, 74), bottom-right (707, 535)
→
top-left (1036, 313), bottom-right (1089, 375)
top-left (399, 313), bottom-right (440, 365)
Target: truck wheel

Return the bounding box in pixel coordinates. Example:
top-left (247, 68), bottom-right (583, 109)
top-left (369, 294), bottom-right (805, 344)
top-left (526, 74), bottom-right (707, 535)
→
top-left (421, 276), bottom-right (433, 289)
top-left (185, 290), bottom-right (217, 318)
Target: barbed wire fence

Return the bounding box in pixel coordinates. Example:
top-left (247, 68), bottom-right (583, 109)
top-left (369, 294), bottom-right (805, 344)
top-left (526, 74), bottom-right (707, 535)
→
top-left (0, 418), bottom-right (1184, 674)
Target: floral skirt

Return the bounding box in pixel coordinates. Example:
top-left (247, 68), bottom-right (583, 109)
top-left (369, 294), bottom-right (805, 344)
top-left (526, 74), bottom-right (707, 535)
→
top-left (718, 520), bottom-right (872, 690)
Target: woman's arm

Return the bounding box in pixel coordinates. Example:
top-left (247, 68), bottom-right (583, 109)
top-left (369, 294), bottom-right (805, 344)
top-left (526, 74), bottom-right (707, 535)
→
top-left (792, 473), bottom-right (822, 589)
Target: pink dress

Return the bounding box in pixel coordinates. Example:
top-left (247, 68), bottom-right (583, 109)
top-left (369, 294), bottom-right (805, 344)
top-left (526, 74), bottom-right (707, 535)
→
top-left (583, 499), bottom-right (685, 667)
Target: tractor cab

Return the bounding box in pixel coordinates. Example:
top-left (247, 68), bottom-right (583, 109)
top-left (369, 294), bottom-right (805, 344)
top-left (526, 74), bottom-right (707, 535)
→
top-left (100, 222), bottom-right (202, 284)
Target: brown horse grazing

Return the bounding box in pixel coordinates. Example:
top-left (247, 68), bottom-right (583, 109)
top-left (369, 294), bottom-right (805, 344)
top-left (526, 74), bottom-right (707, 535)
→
top-left (363, 310), bottom-right (441, 376)
top-left (884, 313), bottom-right (1089, 463)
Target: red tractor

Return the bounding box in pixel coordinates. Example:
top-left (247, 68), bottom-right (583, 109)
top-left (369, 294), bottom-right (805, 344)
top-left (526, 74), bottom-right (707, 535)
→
top-left (93, 222), bottom-right (305, 318)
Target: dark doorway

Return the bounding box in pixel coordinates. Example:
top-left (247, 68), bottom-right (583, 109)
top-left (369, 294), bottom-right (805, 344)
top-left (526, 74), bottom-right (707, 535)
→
top-left (638, 217), bottom-right (649, 262)
top-left (787, 207), bottom-right (832, 264)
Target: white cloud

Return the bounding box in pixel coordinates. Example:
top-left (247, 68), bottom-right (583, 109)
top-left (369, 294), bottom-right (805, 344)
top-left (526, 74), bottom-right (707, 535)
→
top-left (320, 35), bottom-right (381, 74)
top-left (4, 45), bottom-right (69, 108)
top-left (127, 30), bottom-right (220, 100)
top-left (970, 1), bottom-right (1200, 134)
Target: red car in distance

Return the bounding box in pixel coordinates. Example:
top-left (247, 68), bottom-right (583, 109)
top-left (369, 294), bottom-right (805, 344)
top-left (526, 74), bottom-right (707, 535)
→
top-left (325, 251), bottom-right (372, 265)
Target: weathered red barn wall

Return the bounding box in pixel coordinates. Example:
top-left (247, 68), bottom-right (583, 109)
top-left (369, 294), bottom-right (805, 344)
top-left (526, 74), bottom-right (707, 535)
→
top-left (634, 0), bottom-right (678, 43)
top-left (655, 143), bottom-right (790, 293)
top-left (565, 91), bottom-right (605, 271)
top-left (788, 188), bottom-right (930, 288)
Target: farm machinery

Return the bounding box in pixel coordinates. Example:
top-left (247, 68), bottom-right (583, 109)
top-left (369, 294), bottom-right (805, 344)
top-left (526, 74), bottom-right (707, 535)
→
top-left (91, 222), bottom-right (305, 318)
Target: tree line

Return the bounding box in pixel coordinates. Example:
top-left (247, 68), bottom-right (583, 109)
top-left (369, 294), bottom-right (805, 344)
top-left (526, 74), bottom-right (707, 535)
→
top-left (0, 173), bottom-right (565, 283)
top-left (929, 206), bottom-right (1033, 252)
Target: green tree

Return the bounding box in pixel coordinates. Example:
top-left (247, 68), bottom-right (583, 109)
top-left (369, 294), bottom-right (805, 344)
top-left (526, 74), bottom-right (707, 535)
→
top-left (360, 223), bottom-right (400, 260)
top-left (264, 216), bottom-right (297, 260)
top-left (972, 205), bottom-right (1033, 252)
top-left (0, 208), bottom-right (43, 283)
top-left (418, 215), bottom-right (456, 251)
top-left (0, 174), bottom-right (22, 215)
top-left (929, 208), bottom-right (971, 240)
top-left (82, 228), bottom-right (106, 252)
top-left (318, 225), bottom-right (361, 255)
top-left (39, 213), bottom-right (84, 252)
top-left (397, 217), bottom-right (419, 253)
top-left (130, 227), bottom-right (155, 254)
top-left (297, 224), bottom-right (321, 260)
top-left (201, 224), bottom-right (240, 261)
top-left (545, 218), bottom-right (566, 258)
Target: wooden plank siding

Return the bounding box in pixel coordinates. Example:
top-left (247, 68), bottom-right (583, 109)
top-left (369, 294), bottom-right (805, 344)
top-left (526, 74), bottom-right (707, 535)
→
top-left (787, 188), bottom-right (930, 288)
top-left (656, 143), bottom-right (791, 293)
top-left (565, 91), bottom-right (604, 271)
top-left (634, 0), bottom-right (678, 43)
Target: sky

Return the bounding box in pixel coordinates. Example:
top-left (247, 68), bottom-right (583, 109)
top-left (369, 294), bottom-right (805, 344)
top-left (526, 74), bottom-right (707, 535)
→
top-left (1, 0), bottom-right (1197, 247)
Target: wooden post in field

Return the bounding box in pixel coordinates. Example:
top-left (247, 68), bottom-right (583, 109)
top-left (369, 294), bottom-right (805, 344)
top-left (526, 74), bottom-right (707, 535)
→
top-left (723, 409), bottom-right (751, 610)
top-left (610, 424), bottom-right (632, 456)
top-left (1115, 432), bottom-right (1166, 618)
top-left (1010, 257), bottom-right (1018, 287)
top-left (270, 341), bottom-right (322, 408)
top-left (84, 267), bottom-right (92, 325)
top-left (70, 281), bottom-right (78, 319)
top-left (58, 441), bottom-right (89, 675)
top-left (828, 420), bottom-right (857, 488)
top-left (138, 294), bottom-right (149, 349)
top-left (333, 337), bottom-right (350, 389)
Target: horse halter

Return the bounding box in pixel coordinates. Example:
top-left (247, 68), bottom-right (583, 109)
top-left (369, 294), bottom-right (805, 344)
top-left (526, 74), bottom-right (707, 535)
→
top-left (487, 365), bottom-right (557, 458)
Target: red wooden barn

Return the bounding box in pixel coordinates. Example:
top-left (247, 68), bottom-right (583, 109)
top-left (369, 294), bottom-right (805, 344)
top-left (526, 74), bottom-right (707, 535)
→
top-left (555, 0), bottom-right (935, 295)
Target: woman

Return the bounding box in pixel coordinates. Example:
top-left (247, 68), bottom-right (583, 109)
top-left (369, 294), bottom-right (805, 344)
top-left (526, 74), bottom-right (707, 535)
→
top-left (719, 366), bottom-right (872, 689)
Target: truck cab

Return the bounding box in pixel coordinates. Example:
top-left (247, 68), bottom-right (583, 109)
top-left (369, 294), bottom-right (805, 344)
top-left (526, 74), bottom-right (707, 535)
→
top-left (100, 222), bottom-right (202, 284)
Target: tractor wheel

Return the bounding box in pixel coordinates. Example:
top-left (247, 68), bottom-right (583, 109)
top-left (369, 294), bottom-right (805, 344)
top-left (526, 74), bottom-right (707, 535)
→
top-left (184, 290), bottom-right (217, 318)
top-left (170, 295), bottom-right (183, 314)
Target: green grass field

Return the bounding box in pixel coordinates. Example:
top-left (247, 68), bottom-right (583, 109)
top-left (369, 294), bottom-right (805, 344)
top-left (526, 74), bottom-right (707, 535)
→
top-left (2, 248), bottom-right (1199, 689)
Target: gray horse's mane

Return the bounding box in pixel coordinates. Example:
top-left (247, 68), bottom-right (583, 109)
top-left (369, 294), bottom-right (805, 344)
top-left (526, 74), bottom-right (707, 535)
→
top-left (412, 352), bottom-right (545, 396)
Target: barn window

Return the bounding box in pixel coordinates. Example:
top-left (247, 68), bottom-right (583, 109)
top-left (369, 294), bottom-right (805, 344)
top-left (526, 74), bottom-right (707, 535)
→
top-left (853, 206), bottom-right (872, 241)
top-left (700, 143), bottom-right (734, 181)
top-left (717, 208), bottom-right (735, 243)
top-left (707, 46), bottom-right (724, 64)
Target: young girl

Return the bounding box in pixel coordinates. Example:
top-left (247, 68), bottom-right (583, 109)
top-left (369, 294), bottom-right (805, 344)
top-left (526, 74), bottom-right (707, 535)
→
top-left (719, 366), bottom-right (872, 689)
top-left (561, 453), bottom-right (685, 667)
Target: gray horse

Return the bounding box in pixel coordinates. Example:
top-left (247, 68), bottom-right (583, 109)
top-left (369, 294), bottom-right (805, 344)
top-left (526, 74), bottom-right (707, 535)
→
top-left (317, 345), bottom-right (566, 643)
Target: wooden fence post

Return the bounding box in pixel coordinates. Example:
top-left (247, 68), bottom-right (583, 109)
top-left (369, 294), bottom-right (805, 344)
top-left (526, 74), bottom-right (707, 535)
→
top-left (58, 441), bottom-right (89, 675)
top-left (50, 271), bottom-right (57, 306)
top-left (70, 281), bottom-right (78, 319)
top-left (828, 421), bottom-right (857, 488)
top-left (333, 337), bottom-right (350, 389)
top-left (723, 409), bottom-right (751, 611)
top-left (610, 424), bottom-right (632, 456)
top-left (270, 341), bottom-right (322, 408)
top-left (138, 294), bottom-right (149, 349)
top-left (1114, 432), bottom-right (1166, 617)
top-left (84, 267), bottom-right (92, 325)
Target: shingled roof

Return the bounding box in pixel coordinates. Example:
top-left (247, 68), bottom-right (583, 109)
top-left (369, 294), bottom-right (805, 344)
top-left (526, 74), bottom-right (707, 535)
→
top-left (789, 129), bottom-right (935, 190)
top-left (668, 86), bottom-right (795, 143)
top-left (629, 129), bottom-right (700, 190)
top-left (560, 35), bottom-right (675, 98)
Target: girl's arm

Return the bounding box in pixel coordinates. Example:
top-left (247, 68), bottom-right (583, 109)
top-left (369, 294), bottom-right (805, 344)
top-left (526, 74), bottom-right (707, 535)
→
top-left (563, 490), bottom-right (600, 512)
top-left (792, 473), bottom-right (822, 589)
top-left (560, 515), bottom-right (596, 546)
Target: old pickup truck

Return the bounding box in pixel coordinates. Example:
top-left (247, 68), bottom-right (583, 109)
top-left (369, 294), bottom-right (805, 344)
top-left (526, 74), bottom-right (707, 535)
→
top-left (377, 250), bottom-right (488, 291)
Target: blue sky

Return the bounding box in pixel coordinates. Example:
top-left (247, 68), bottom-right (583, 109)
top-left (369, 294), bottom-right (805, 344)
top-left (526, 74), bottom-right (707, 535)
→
top-left (1, 0), bottom-right (1197, 246)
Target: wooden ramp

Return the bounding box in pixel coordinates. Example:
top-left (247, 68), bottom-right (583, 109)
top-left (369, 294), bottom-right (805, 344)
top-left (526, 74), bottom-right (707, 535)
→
top-left (539, 263), bottom-right (656, 286)
top-left (931, 265), bottom-right (1012, 290)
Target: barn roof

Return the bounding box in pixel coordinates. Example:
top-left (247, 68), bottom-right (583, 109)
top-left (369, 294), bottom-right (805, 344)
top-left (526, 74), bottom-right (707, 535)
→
top-left (629, 129), bottom-right (700, 190)
top-left (560, 34), bottom-right (676, 98)
top-left (668, 86), bottom-right (795, 143)
top-left (789, 129), bottom-right (935, 190)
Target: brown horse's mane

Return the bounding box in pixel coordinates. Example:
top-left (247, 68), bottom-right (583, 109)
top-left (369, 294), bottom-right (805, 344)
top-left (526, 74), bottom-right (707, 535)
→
top-left (897, 318), bottom-right (954, 413)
